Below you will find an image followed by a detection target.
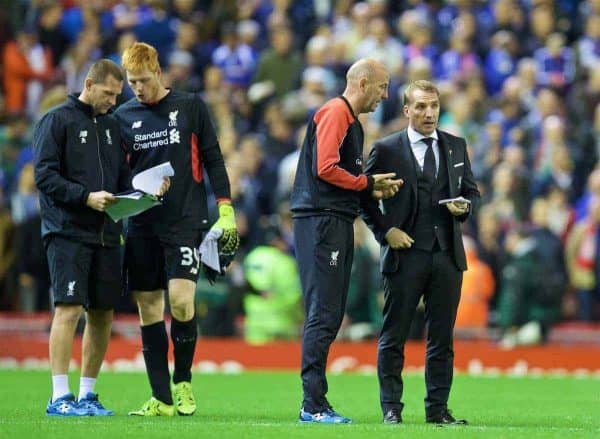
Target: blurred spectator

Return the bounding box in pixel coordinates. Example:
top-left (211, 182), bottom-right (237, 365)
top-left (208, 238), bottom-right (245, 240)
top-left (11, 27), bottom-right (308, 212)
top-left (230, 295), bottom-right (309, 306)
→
top-left (250, 25), bottom-right (302, 101)
top-left (162, 49), bottom-right (201, 92)
top-left (262, 107), bottom-right (295, 161)
top-left (332, 0), bottom-right (370, 63)
top-left (524, 3), bottom-right (556, 54)
top-left (498, 226), bottom-right (562, 348)
top-left (403, 19), bottom-right (438, 73)
top-left (101, 0), bottom-right (152, 36)
top-left (486, 95), bottom-right (524, 148)
top-left (242, 225), bottom-right (302, 344)
top-left (61, 27), bottom-right (101, 93)
top-left (2, 28), bottom-right (53, 116)
top-left (303, 34), bottom-right (338, 92)
top-left (0, 113), bottom-right (30, 192)
top-left (491, 0), bottom-right (526, 36)
top-left (37, 2), bottom-right (69, 68)
top-left (281, 67), bottom-right (330, 124)
top-left (11, 162), bottom-right (49, 312)
top-left (0, 179), bottom-right (15, 310)
top-left (195, 271), bottom-right (241, 337)
top-left (212, 21), bottom-right (258, 89)
top-left (132, 0), bottom-right (177, 64)
top-left (476, 205), bottom-right (504, 305)
top-left (172, 20), bottom-right (210, 81)
top-left (484, 30), bottom-right (518, 96)
top-left (481, 163), bottom-right (528, 231)
top-left (521, 87), bottom-right (563, 157)
top-left (455, 235), bottom-right (495, 337)
top-left (438, 92), bottom-right (479, 147)
top-left (231, 134), bottom-right (278, 248)
top-left (436, 27), bottom-right (481, 83)
top-left (514, 58), bottom-right (539, 111)
top-left (339, 220), bottom-right (382, 341)
top-left (546, 185), bottom-right (576, 242)
top-left (566, 195), bottom-right (600, 321)
top-left (356, 16), bottom-right (403, 77)
top-left (170, 0), bottom-right (205, 23)
top-left (534, 32), bottom-right (575, 94)
top-left (532, 142), bottom-right (576, 199)
top-left (575, 14), bottom-right (600, 75)
top-left (276, 126), bottom-right (303, 203)
top-left (575, 167), bottom-right (600, 221)
top-left (530, 196), bottom-right (569, 308)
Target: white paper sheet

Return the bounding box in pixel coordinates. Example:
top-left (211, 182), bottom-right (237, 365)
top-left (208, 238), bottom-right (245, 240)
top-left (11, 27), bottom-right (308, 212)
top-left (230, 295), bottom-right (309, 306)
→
top-left (438, 196), bottom-right (471, 205)
top-left (132, 161), bottom-right (175, 195)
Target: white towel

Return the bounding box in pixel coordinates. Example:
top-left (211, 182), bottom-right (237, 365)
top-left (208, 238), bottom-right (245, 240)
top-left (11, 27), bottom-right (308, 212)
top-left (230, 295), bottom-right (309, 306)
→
top-left (199, 228), bottom-right (223, 273)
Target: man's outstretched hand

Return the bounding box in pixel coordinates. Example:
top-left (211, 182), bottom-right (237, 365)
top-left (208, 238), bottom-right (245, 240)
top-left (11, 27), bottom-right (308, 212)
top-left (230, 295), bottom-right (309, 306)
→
top-left (371, 173), bottom-right (403, 199)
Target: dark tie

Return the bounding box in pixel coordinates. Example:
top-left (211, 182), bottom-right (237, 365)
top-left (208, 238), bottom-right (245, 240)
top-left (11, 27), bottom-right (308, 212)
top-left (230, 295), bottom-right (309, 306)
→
top-left (422, 137), bottom-right (436, 181)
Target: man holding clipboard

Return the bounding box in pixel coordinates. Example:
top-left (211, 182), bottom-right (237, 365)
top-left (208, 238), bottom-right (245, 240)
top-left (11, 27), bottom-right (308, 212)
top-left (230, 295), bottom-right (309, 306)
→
top-left (34, 59), bottom-right (168, 417)
top-left (361, 80), bottom-right (480, 425)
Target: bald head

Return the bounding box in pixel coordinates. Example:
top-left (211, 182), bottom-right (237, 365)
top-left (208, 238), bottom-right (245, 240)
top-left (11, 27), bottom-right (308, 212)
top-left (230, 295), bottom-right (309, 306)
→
top-left (343, 58), bottom-right (389, 114)
top-left (346, 59), bottom-right (387, 84)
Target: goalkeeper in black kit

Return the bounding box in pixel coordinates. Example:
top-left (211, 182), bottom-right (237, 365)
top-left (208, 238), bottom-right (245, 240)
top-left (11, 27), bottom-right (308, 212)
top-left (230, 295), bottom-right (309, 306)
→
top-left (114, 42), bottom-right (239, 416)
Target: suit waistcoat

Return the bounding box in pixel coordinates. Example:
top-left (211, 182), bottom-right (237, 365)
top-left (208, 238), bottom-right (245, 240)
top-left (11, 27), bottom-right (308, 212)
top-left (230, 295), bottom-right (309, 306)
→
top-left (410, 146), bottom-right (453, 251)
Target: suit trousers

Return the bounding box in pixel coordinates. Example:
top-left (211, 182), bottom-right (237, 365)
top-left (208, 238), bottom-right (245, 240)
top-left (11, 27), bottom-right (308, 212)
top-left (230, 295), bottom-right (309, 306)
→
top-left (378, 247), bottom-right (462, 417)
top-left (294, 215), bottom-right (354, 413)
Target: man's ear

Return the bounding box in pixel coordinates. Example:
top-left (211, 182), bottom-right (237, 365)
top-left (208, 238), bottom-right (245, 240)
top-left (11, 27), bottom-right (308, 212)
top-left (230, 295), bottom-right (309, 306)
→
top-left (359, 77), bottom-right (368, 92)
top-left (84, 78), bottom-right (93, 91)
top-left (403, 105), bottom-right (409, 118)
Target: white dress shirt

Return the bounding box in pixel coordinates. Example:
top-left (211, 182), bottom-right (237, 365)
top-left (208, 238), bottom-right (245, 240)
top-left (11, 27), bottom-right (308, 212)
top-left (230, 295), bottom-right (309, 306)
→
top-left (407, 126), bottom-right (439, 177)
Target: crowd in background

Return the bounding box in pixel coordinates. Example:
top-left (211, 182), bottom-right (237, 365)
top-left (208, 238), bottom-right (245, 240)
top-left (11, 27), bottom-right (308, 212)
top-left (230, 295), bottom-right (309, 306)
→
top-left (1, 0), bottom-right (600, 348)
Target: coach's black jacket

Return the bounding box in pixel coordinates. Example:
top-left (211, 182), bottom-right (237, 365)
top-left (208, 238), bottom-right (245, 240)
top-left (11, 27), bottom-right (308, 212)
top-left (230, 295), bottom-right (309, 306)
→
top-left (34, 94), bottom-right (132, 247)
top-left (361, 128), bottom-right (480, 273)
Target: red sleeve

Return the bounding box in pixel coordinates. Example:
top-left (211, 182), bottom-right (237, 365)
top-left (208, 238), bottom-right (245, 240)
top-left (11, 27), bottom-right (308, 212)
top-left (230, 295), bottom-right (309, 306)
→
top-left (314, 99), bottom-right (368, 191)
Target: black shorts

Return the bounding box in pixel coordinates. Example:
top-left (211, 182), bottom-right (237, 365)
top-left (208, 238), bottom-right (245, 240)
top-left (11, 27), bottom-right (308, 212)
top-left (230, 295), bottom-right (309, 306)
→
top-left (45, 236), bottom-right (122, 310)
top-left (125, 233), bottom-right (202, 291)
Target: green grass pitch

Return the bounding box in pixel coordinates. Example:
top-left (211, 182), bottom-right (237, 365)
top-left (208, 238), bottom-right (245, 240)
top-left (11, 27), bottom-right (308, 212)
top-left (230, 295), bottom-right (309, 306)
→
top-left (0, 370), bottom-right (597, 438)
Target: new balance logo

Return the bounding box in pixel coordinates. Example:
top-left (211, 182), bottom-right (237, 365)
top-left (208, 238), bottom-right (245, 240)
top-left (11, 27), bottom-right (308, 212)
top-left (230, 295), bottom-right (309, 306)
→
top-left (168, 110), bottom-right (179, 127)
top-left (169, 128), bottom-right (180, 144)
top-left (132, 121), bottom-right (142, 129)
top-left (79, 130), bottom-right (88, 144)
top-left (330, 250), bottom-right (339, 266)
top-left (67, 281), bottom-right (76, 296)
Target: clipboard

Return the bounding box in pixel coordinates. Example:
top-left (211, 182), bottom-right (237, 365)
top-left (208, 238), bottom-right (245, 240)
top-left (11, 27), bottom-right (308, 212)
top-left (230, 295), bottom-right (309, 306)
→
top-left (105, 161), bottom-right (174, 222)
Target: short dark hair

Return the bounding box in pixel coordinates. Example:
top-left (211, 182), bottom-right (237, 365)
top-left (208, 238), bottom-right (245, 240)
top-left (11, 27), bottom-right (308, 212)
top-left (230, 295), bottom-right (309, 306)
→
top-left (403, 80), bottom-right (439, 106)
top-left (86, 59), bottom-right (124, 84)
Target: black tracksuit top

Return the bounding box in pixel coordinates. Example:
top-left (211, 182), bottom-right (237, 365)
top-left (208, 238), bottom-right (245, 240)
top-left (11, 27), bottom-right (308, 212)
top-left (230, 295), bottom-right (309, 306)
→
top-left (291, 96), bottom-right (370, 222)
top-left (33, 94), bottom-right (131, 247)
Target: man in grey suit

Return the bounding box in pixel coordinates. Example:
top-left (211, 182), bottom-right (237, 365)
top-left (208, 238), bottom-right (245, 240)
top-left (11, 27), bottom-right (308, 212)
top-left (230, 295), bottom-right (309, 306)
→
top-left (361, 80), bottom-right (480, 425)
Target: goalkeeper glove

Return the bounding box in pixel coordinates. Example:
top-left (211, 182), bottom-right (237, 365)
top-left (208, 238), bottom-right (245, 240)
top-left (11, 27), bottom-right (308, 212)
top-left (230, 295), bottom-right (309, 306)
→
top-left (211, 202), bottom-right (240, 254)
top-left (202, 251), bottom-right (236, 285)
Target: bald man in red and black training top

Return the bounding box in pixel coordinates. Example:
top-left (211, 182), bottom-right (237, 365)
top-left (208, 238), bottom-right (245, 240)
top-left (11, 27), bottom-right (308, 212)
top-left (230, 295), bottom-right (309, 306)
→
top-left (291, 59), bottom-right (402, 424)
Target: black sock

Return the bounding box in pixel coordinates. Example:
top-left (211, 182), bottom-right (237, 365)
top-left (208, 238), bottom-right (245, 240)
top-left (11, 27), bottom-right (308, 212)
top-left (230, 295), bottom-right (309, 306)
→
top-left (141, 321), bottom-right (173, 404)
top-left (170, 316), bottom-right (197, 384)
